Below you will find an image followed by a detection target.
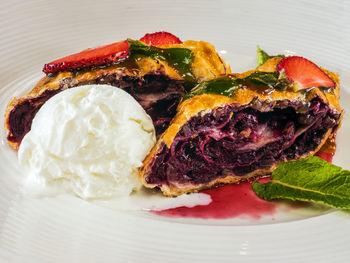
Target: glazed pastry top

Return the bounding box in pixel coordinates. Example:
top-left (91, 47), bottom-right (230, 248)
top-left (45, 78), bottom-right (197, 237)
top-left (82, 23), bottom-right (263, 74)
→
top-left (5, 40), bottom-right (230, 150)
top-left (160, 57), bottom-right (341, 147)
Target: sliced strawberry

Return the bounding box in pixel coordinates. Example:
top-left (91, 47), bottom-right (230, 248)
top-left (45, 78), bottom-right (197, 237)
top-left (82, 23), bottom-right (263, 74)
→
top-left (316, 151), bottom-right (334, 163)
top-left (139, 31), bottom-right (182, 46)
top-left (276, 56), bottom-right (335, 89)
top-left (43, 40), bottom-right (129, 74)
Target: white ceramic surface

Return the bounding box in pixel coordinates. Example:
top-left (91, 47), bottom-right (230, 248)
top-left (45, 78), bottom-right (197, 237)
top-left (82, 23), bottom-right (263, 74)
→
top-left (1, 0), bottom-right (350, 262)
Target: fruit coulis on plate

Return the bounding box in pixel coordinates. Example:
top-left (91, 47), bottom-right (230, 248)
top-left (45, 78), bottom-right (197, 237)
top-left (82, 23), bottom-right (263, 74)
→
top-left (153, 138), bottom-right (336, 219)
top-left (154, 178), bottom-right (277, 219)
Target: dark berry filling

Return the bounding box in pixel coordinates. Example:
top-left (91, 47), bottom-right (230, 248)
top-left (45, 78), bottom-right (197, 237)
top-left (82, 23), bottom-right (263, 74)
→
top-left (7, 89), bottom-right (61, 144)
top-left (145, 97), bottom-right (340, 186)
top-left (7, 73), bottom-right (191, 145)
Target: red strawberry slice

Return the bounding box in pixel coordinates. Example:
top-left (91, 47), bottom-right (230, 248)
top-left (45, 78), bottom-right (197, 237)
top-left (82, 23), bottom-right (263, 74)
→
top-left (276, 56), bottom-right (335, 89)
top-left (316, 151), bottom-right (334, 163)
top-left (139, 31), bottom-right (182, 46)
top-left (43, 40), bottom-right (129, 74)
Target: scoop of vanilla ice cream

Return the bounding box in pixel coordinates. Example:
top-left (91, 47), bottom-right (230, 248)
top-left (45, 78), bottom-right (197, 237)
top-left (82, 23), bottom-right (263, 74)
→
top-left (18, 84), bottom-right (156, 199)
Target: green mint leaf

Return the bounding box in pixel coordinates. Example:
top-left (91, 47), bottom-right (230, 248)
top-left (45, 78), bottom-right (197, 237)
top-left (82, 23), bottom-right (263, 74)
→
top-left (246, 71), bottom-right (279, 87)
top-left (257, 46), bottom-right (271, 67)
top-left (253, 156), bottom-right (350, 209)
top-left (128, 39), bottom-right (195, 82)
top-left (256, 46), bottom-right (285, 67)
top-left (182, 77), bottom-right (243, 100)
top-left (183, 72), bottom-right (292, 101)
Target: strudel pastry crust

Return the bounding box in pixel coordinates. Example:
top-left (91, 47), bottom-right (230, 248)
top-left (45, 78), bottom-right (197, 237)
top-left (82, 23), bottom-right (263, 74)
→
top-left (139, 57), bottom-right (342, 196)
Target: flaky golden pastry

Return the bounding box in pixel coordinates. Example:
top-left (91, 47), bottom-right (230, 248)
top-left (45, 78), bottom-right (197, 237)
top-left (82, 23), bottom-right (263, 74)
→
top-left (5, 40), bottom-right (230, 150)
top-left (139, 58), bottom-right (342, 196)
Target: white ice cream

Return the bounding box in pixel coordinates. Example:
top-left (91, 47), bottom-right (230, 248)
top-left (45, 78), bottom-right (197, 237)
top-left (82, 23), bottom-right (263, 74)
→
top-left (18, 84), bottom-right (156, 199)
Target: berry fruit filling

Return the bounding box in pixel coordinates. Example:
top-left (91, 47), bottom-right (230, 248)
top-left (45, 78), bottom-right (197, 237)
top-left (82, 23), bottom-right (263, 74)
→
top-left (145, 97), bottom-right (340, 186)
top-left (7, 73), bottom-right (189, 145)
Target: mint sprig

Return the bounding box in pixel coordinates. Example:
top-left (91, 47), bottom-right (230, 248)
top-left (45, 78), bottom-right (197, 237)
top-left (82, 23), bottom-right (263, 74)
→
top-left (253, 157), bottom-right (350, 209)
top-left (257, 46), bottom-right (285, 67)
top-left (182, 71), bottom-right (292, 101)
top-left (128, 39), bottom-right (195, 82)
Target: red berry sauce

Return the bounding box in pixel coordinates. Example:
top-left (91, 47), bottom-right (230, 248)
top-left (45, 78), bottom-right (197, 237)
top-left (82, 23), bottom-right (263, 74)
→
top-left (154, 138), bottom-right (336, 219)
top-left (154, 178), bottom-right (276, 219)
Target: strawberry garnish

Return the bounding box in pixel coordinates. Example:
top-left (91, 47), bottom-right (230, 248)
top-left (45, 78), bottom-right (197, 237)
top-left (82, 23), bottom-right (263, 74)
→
top-left (276, 56), bottom-right (335, 89)
top-left (139, 31), bottom-right (182, 46)
top-left (43, 40), bottom-right (129, 74)
top-left (316, 151), bottom-right (334, 163)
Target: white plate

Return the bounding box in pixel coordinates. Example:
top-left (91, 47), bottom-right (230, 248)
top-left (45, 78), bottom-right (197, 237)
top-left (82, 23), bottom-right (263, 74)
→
top-left (1, 0), bottom-right (350, 262)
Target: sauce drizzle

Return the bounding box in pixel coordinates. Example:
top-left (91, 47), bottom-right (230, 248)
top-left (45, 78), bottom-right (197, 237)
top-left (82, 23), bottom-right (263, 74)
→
top-left (154, 138), bottom-right (336, 219)
top-left (154, 178), bottom-right (276, 219)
